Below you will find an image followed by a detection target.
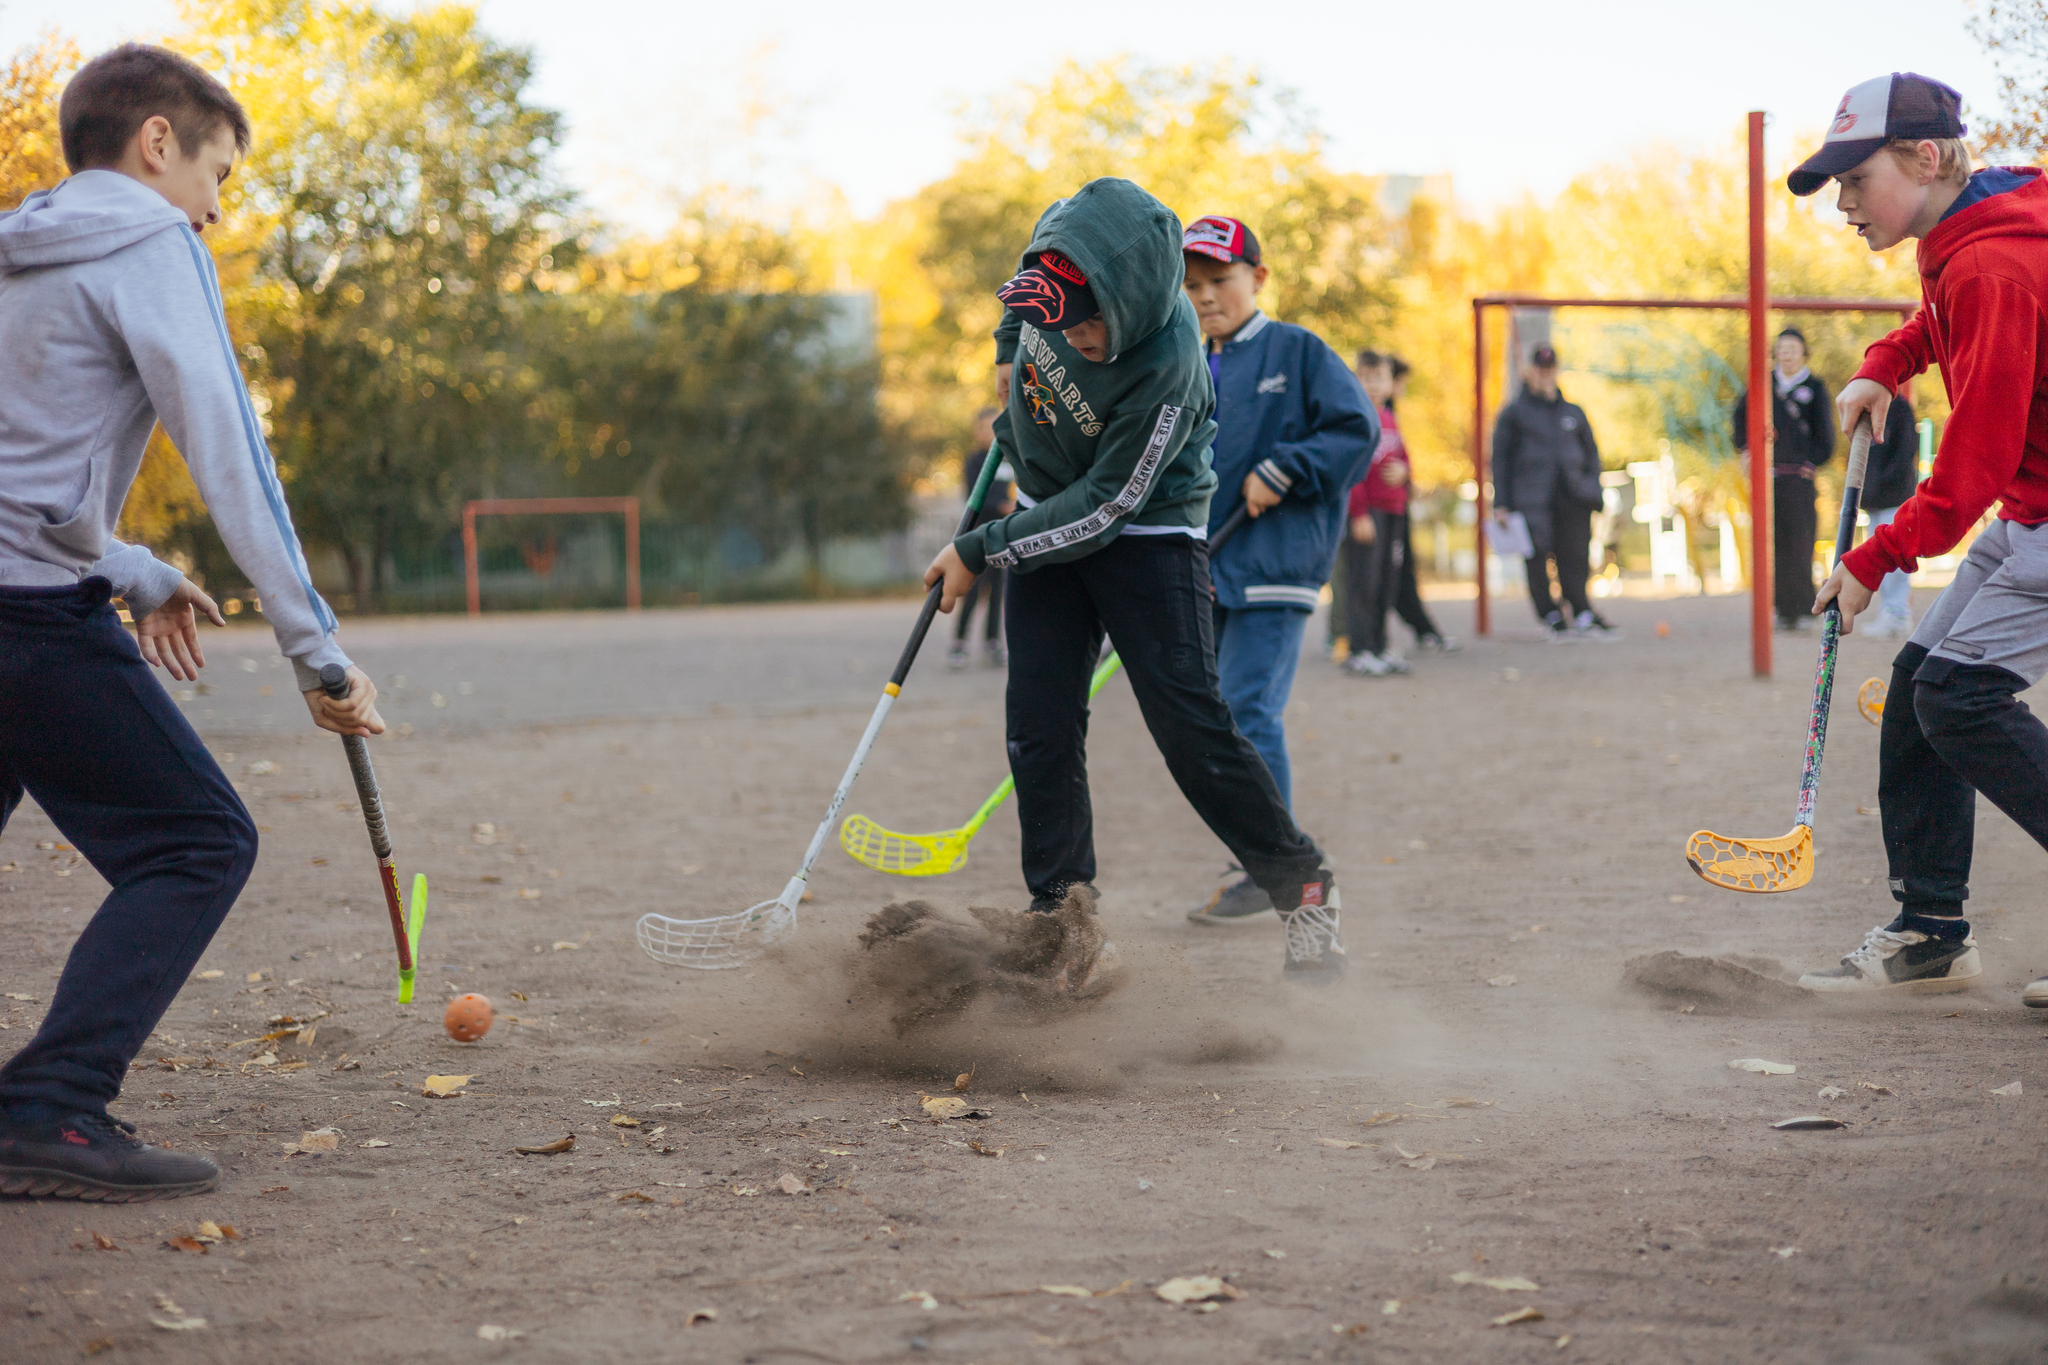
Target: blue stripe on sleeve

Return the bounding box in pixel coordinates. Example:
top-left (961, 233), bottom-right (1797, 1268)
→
top-left (176, 228), bottom-right (336, 633)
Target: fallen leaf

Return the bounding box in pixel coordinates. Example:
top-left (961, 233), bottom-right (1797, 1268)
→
top-left (1441, 1097), bottom-right (1493, 1108)
top-left (819, 1148), bottom-right (855, 1156)
top-left (899, 1290), bottom-right (939, 1310)
top-left (1317, 1138), bottom-right (1369, 1149)
top-left (777, 1173), bottom-right (812, 1195)
top-left (1041, 1285), bottom-right (1093, 1298)
top-left (3, 992), bottom-right (33, 1001)
top-left (282, 1127), bottom-right (341, 1156)
top-left (1394, 1145), bottom-right (1420, 1160)
top-left (1556, 1334), bottom-right (1573, 1348)
top-left (195, 970), bottom-right (223, 980)
top-left (615, 1191), bottom-right (654, 1203)
top-left (1728, 1058), bottom-right (1797, 1075)
top-left (917, 1094), bottom-right (989, 1120)
top-left (1992, 1080), bottom-right (2023, 1097)
top-left (1383, 1300), bottom-right (1401, 1315)
top-left (245, 971), bottom-right (265, 983)
top-left (1772, 1116), bottom-right (1848, 1130)
top-left (163, 1235), bottom-right (209, 1254)
top-left (1492, 1307), bottom-right (1545, 1326)
top-left (1403, 1157), bottom-right (1438, 1170)
top-left (968, 1140), bottom-right (1007, 1157)
top-left (731, 1185), bottom-right (760, 1197)
top-left (609, 1114), bottom-right (641, 1128)
top-left (82, 1339), bottom-right (112, 1356)
top-left (1453, 1271), bottom-right (1540, 1291)
top-left (476, 1325), bottom-right (524, 1341)
top-left (1772, 1246), bottom-right (1799, 1259)
top-left (1486, 974), bottom-right (1518, 988)
top-left (194, 1221), bottom-right (239, 1242)
top-left (953, 1070), bottom-right (973, 1092)
top-left (1362, 1111), bottom-right (1404, 1126)
top-left (1154, 1276), bottom-right (1242, 1305)
top-left (520, 889), bottom-right (542, 900)
top-left (1858, 1082), bottom-right (1894, 1096)
top-left (513, 1135), bottom-right (574, 1155)
top-left (686, 1308), bottom-right (717, 1325)
top-left (359, 1140), bottom-right (390, 1149)
top-left (422, 1074), bottom-right (475, 1097)
top-left (1817, 1086), bottom-right (1848, 1101)
top-left (151, 1316), bottom-right (208, 1330)
top-left (1331, 1322), bottom-right (1370, 1337)
top-left (1265, 1249), bottom-right (1287, 1259)
top-left (89, 1232), bottom-right (119, 1251)
top-left (581, 1098), bottom-right (621, 1107)
top-left (295, 1025), bottom-right (317, 1048)
top-left (551, 939), bottom-right (578, 950)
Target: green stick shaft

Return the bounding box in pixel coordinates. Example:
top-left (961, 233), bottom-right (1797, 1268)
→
top-left (957, 653), bottom-right (1124, 840)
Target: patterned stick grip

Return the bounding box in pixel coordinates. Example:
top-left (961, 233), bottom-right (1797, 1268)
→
top-left (320, 664), bottom-right (393, 861)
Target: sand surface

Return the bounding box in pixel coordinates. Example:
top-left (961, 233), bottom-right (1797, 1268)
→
top-left (3, 590), bottom-right (2045, 1363)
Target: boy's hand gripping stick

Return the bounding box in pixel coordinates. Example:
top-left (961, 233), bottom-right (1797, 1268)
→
top-left (320, 664), bottom-right (427, 1001)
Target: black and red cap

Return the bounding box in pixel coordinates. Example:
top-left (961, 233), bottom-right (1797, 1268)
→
top-left (1788, 72), bottom-right (1967, 196)
top-left (1182, 214), bottom-right (1262, 266)
top-left (995, 249), bottom-right (1099, 331)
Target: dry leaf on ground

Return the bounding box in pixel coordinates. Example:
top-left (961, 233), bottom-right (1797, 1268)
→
top-left (899, 1291), bottom-right (938, 1310)
top-left (917, 1094), bottom-right (990, 1120)
top-left (615, 1191), bottom-right (653, 1203)
top-left (1773, 1116), bottom-right (1848, 1130)
top-left (513, 1135), bottom-right (574, 1155)
top-left (163, 1235), bottom-right (208, 1254)
top-left (1728, 1058), bottom-right (1797, 1075)
top-left (686, 1308), bottom-right (717, 1325)
top-left (422, 1074), bottom-right (475, 1097)
top-left (1487, 975), bottom-right (1518, 987)
top-left (359, 1139), bottom-right (390, 1149)
top-left (777, 1173), bottom-right (812, 1195)
top-left (1858, 1081), bottom-right (1894, 1095)
top-left (1318, 1138), bottom-right (1370, 1149)
top-left (731, 1185), bottom-right (760, 1197)
top-left (1441, 1097), bottom-right (1493, 1108)
top-left (476, 1325), bottom-right (524, 1342)
top-left (194, 1222), bottom-right (239, 1243)
top-left (1491, 1306), bottom-right (1545, 1326)
top-left (1773, 1246), bottom-right (1800, 1258)
top-left (1332, 1322), bottom-right (1370, 1336)
top-left (1452, 1272), bottom-right (1540, 1291)
top-left (1992, 1080), bottom-right (2023, 1097)
top-left (89, 1232), bottom-right (118, 1251)
top-left (1041, 1285), bottom-right (1093, 1298)
top-left (609, 1114), bottom-right (641, 1127)
top-left (1362, 1111), bottom-right (1404, 1126)
top-left (968, 1140), bottom-right (1007, 1157)
top-left (953, 1068), bottom-right (974, 1092)
top-left (1818, 1086), bottom-right (1847, 1101)
top-left (1154, 1276), bottom-right (1243, 1305)
top-left (281, 1127), bottom-right (341, 1156)
top-left (150, 1316), bottom-right (207, 1330)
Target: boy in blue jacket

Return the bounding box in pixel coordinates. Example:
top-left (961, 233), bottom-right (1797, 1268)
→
top-left (1176, 216), bottom-right (1376, 924)
top-left (0, 45), bottom-right (383, 1201)
top-left (924, 180), bottom-right (1344, 980)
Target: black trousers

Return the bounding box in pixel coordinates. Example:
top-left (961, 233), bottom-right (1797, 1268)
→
top-left (1341, 515), bottom-right (1396, 656)
top-left (0, 580), bottom-right (257, 1119)
top-left (1393, 514), bottom-right (1439, 641)
top-left (953, 565), bottom-right (1006, 643)
top-left (1525, 497), bottom-right (1593, 621)
top-left (1003, 535), bottom-right (1324, 905)
top-left (1773, 474), bottom-right (1818, 623)
top-left (1880, 642), bottom-right (2048, 922)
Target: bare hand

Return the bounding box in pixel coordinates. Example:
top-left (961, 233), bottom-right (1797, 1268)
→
top-left (1241, 472), bottom-right (1284, 518)
top-left (1813, 563), bottom-right (1875, 634)
top-left (1350, 514), bottom-right (1376, 544)
top-left (302, 665), bottom-right (385, 737)
top-left (1837, 377), bottom-right (1892, 437)
top-left (135, 577), bottom-right (226, 682)
top-left (924, 543), bottom-right (979, 614)
top-left (995, 362), bottom-right (1014, 401)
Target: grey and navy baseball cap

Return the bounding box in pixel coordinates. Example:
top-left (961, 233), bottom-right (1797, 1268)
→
top-left (1788, 72), bottom-right (1966, 196)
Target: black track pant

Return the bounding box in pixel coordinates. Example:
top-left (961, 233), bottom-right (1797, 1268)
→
top-left (953, 565), bottom-right (1005, 643)
top-left (1003, 534), bottom-right (1324, 906)
top-left (1880, 642), bottom-right (2048, 920)
top-left (1774, 474), bottom-right (1818, 623)
top-left (1526, 497), bottom-right (1593, 621)
top-left (1392, 515), bottom-right (1440, 641)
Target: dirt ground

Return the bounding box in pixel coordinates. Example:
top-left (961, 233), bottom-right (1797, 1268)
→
top-left (3, 589), bottom-right (2046, 1364)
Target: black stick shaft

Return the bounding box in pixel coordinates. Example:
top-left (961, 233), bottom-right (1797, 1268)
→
top-left (888, 439), bottom-right (1007, 688)
top-left (320, 665), bottom-right (391, 859)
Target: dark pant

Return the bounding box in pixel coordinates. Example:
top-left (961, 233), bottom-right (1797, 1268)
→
top-left (1880, 642), bottom-right (2048, 927)
top-left (1526, 498), bottom-right (1593, 621)
top-left (1774, 474), bottom-right (1818, 623)
top-left (1341, 514), bottom-right (1398, 656)
top-left (1392, 514), bottom-right (1440, 642)
top-left (1003, 535), bottom-right (1324, 905)
top-left (0, 580), bottom-right (256, 1118)
top-left (953, 565), bottom-right (1006, 643)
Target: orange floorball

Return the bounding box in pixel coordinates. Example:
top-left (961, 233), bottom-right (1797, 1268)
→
top-left (1656, 621), bottom-right (1671, 638)
top-left (444, 993), bottom-right (493, 1042)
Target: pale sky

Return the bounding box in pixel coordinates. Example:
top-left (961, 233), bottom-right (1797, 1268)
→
top-left (1, 0), bottom-right (2008, 230)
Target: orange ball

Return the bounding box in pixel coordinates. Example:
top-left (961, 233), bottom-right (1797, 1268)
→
top-left (444, 993), bottom-right (493, 1042)
top-left (1655, 621), bottom-right (1672, 638)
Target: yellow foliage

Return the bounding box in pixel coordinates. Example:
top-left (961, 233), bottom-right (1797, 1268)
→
top-left (119, 427), bottom-right (207, 550)
top-left (0, 31), bottom-right (76, 211)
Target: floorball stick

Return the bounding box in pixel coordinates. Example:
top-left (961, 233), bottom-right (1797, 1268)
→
top-left (1686, 414), bottom-right (1873, 892)
top-left (634, 439), bottom-right (1010, 969)
top-left (320, 664), bottom-right (427, 1001)
top-left (839, 503), bottom-right (1257, 877)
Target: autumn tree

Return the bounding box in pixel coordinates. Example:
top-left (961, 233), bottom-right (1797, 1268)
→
top-left (0, 31), bottom-right (73, 211)
top-left (1971, 0), bottom-right (2048, 159)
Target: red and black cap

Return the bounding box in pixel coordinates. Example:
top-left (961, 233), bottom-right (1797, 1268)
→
top-left (995, 250), bottom-right (1099, 331)
top-left (1788, 72), bottom-right (1967, 196)
top-left (1182, 215), bottom-right (1261, 266)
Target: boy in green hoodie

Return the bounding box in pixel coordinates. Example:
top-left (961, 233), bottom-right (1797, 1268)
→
top-left (923, 178), bottom-right (1343, 979)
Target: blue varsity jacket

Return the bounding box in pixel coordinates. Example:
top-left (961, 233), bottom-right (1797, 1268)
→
top-left (1204, 311), bottom-right (1377, 611)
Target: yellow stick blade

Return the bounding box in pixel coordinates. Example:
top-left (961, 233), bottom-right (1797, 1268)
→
top-left (1857, 677), bottom-right (1887, 725)
top-left (839, 815), bottom-right (972, 877)
top-left (1686, 826), bottom-right (1813, 893)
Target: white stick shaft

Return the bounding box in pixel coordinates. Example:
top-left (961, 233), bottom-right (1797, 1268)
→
top-left (790, 689), bottom-right (898, 890)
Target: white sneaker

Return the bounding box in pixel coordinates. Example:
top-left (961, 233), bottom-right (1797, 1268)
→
top-left (1380, 652), bottom-right (1412, 674)
top-left (1797, 924), bottom-right (1982, 995)
top-left (1343, 651), bottom-right (1392, 677)
top-left (1860, 612), bottom-right (1912, 640)
top-left (2023, 976), bottom-right (2048, 1008)
top-left (1280, 872), bottom-right (1344, 982)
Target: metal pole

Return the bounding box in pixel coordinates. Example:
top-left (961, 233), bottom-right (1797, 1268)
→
top-left (1748, 110), bottom-right (1772, 679)
top-left (462, 503), bottom-right (481, 618)
top-left (1473, 300), bottom-right (1490, 637)
top-left (624, 498), bottom-right (641, 611)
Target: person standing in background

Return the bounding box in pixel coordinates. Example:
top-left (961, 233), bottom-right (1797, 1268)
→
top-left (1734, 328), bottom-right (1836, 632)
top-left (1383, 356), bottom-right (1455, 653)
top-left (1856, 391), bottom-right (1923, 639)
top-left (1490, 344), bottom-right (1618, 639)
top-left (949, 406), bottom-right (1015, 668)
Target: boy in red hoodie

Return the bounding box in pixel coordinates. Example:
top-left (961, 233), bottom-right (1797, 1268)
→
top-left (1795, 72), bottom-right (2048, 1005)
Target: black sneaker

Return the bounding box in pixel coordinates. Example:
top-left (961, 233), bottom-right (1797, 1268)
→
top-left (0, 1108), bottom-right (219, 1202)
top-left (1187, 871), bottom-right (1274, 924)
top-left (1278, 870), bottom-right (1345, 982)
top-left (1542, 611), bottom-right (1570, 642)
top-left (1028, 883), bottom-right (1097, 916)
top-left (1572, 610), bottom-right (1623, 642)
top-left (1796, 924), bottom-right (1982, 995)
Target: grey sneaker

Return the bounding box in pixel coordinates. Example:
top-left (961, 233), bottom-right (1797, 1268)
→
top-left (1797, 924), bottom-right (1982, 995)
top-left (1187, 872), bottom-right (1274, 924)
top-left (0, 1108), bottom-right (219, 1202)
top-left (1279, 871), bottom-right (1344, 983)
top-left (985, 639), bottom-right (1008, 667)
top-left (2023, 976), bottom-right (2048, 1008)
top-left (1417, 633), bottom-right (1461, 653)
top-left (1573, 610), bottom-right (1623, 642)
top-left (947, 644), bottom-right (970, 670)
top-left (1343, 651), bottom-right (1392, 677)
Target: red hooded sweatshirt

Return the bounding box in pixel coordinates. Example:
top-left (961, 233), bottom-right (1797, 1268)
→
top-left (1842, 167), bottom-right (2048, 589)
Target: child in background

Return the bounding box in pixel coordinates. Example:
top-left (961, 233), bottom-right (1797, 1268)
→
top-left (1855, 390), bottom-right (1923, 639)
top-left (1383, 357), bottom-right (1456, 653)
top-left (1343, 352), bottom-right (1451, 675)
top-left (949, 406), bottom-right (1015, 668)
top-left (0, 44), bottom-right (383, 1201)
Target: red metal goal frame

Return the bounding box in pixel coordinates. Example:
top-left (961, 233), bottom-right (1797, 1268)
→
top-left (461, 497), bottom-right (641, 617)
top-left (1469, 114), bottom-right (1915, 677)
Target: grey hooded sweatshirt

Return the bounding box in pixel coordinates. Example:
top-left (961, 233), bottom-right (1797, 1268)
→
top-left (0, 170), bottom-right (348, 690)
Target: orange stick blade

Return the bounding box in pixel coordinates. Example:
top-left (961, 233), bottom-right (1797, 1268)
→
top-left (1685, 825), bottom-right (1813, 893)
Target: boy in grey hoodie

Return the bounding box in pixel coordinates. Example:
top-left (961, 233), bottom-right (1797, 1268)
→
top-left (0, 44), bottom-right (382, 1201)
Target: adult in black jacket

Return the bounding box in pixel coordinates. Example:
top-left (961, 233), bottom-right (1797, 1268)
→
top-left (1490, 345), bottom-right (1614, 637)
top-left (1733, 329), bottom-right (1835, 630)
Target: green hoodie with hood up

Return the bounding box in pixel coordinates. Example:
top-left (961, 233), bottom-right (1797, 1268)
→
top-left (955, 178), bottom-right (1217, 575)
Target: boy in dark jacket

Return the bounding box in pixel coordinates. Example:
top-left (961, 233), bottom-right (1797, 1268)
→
top-left (1796, 72), bottom-right (2048, 1004)
top-left (923, 179), bottom-right (1344, 979)
top-left (1489, 345), bottom-right (1618, 639)
top-left (1176, 215), bottom-right (1375, 924)
top-left (1733, 329), bottom-right (1836, 630)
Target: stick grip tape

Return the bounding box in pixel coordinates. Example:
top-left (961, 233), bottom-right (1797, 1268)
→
top-left (319, 664), bottom-right (393, 861)
top-left (1829, 414), bottom-right (1874, 574)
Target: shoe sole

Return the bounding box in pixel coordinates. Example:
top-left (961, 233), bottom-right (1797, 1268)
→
top-left (0, 1168), bottom-right (219, 1202)
top-left (1797, 970), bottom-right (1984, 996)
top-left (2022, 987), bottom-right (2048, 1008)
